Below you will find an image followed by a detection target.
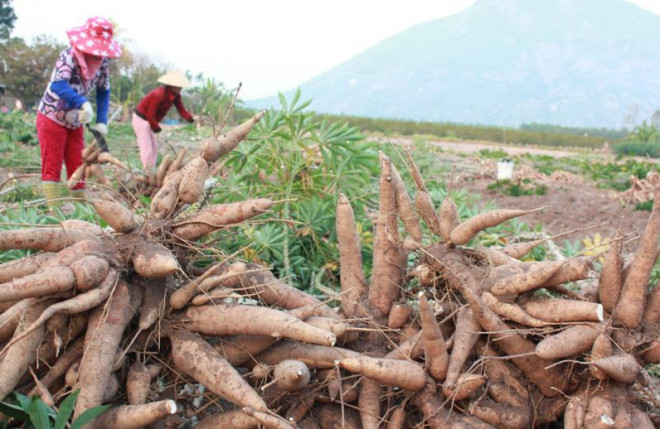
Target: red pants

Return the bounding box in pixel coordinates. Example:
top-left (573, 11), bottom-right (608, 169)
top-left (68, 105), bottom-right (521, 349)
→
top-left (37, 113), bottom-right (85, 189)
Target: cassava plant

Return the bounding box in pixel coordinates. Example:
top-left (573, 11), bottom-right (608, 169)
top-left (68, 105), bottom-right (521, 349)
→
top-left (0, 94), bottom-right (658, 429)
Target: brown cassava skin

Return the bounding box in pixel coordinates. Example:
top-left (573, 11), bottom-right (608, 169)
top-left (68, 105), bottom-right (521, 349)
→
top-left (613, 406), bottom-right (633, 428)
top-left (90, 400), bottom-right (177, 429)
top-left (419, 294), bottom-right (449, 381)
top-left (177, 156), bottom-right (209, 204)
top-left (475, 245), bottom-right (521, 266)
top-left (643, 337), bottom-right (660, 363)
top-left (368, 153), bottom-right (402, 316)
top-left (155, 154), bottom-right (172, 188)
top-left (339, 356), bottom-right (427, 391)
top-left (91, 199), bottom-right (135, 233)
top-left (150, 171), bottom-right (182, 219)
top-left (126, 362), bottom-right (151, 405)
top-left (196, 410), bottom-right (258, 429)
top-left (358, 377), bottom-right (383, 429)
top-left (534, 395), bottom-right (569, 424)
top-left (103, 373), bottom-right (120, 403)
top-left (403, 147), bottom-right (426, 192)
top-left (415, 190), bottom-right (442, 235)
top-left (416, 385), bottom-right (497, 429)
top-left (487, 260), bottom-right (563, 296)
top-left (73, 281), bottom-right (141, 419)
top-left (1, 269), bottom-right (118, 353)
top-left (87, 163), bottom-right (111, 186)
top-left (303, 316), bottom-right (349, 340)
top-left (544, 256), bottom-right (594, 287)
top-left (67, 163), bottom-right (86, 188)
top-left (285, 394), bottom-right (315, 423)
top-left (563, 396), bottom-right (588, 429)
top-left (500, 238), bottom-right (548, 260)
top-left (200, 111), bottom-right (265, 162)
top-left (97, 151), bottom-right (128, 170)
top-left (591, 354), bottom-right (641, 383)
top-left (387, 302), bottom-right (412, 329)
top-left (169, 328), bottom-right (268, 411)
top-left (69, 255), bottom-right (109, 291)
top-left (213, 334), bottom-right (279, 366)
top-left (220, 262), bottom-right (339, 319)
top-left (191, 287), bottom-right (238, 305)
top-left (40, 239), bottom-right (104, 269)
top-left (242, 407), bottom-right (295, 429)
top-left (442, 373), bottom-right (487, 401)
top-left (535, 324), bottom-right (604, 360)
top-left (442, 258), bottom-right (567, 398)
top-left (30, 337), bottom-right (84, 392)
top-left (0, 298), bottom-right (36, 341)
top-left (583, 396), bottom-right (614, 428)
top-left (614, 185), bottom-right (660, 328)
top-left (0, 252), bottom-right (55, 284)
top-left (524, 299), bottom-right (604, 323)
top-left (273, 359), bottom-right (311, 391)
top-left (172, 198), bottom-right (273, 241)
top-left (477, 349), bottom-right (531, 428)
top-left (0, 300), bottom-right (50, 400)
top-left (390, 162), bottom-right (423, 242)
top-left (181, 304), bottom-right (336, 346)
top-left (445, 307), bottom-right (480, 386)
top-left (165, 148), bottom-right (187, 179)
top-left (336, 193), bottom-right (367, 318)
top-left (438, 197), bottom-right (460, 242)
top-left (317, 404), bottom-right (362, 429)
top-left (0, 265), bottom-right (75, 302)
top-left (589, 334), bottom-right (613, 380)
top-left (256, 341), bottom-right (360, 369)
top-left (449, 208), bottom-right (542, 246)
top-left (481, 292), bottom-right (547, 327)
top-left (169, 262), bottom-right (241, 310)
top-left (469, 398), bottom-right (529, 429)
top-left (385, 406), bottom-right (406, 429)
top-left (642, 283), bottom-right (660, 324)
top-left (629, 406), bottom-right (655, 428)
top-left (598, 237), bottom-right (624, 313)
top-left (130, 239), bottom-right (179, 279)
top-left (61, 219), bottom-right (105, 236)
top-left (138, 281), bottom-right (167, 331)
top-left (82, 142), bottom-right (97, 160)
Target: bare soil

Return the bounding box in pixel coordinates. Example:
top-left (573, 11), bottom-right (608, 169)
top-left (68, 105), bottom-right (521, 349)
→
top-left (378, 136), bottom-right (653, 254)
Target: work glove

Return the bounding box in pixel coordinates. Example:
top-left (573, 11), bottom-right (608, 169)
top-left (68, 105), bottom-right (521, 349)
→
top-left (78, 101), bottom-right (94, 124)
top-left (91, 122), bottom-right (108, 136)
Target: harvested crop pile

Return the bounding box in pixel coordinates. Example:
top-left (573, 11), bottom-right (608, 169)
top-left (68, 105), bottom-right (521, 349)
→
top-left (620, 171), bottom-right (660, 204)
top-left (0, 114), bottom-right (658, 428)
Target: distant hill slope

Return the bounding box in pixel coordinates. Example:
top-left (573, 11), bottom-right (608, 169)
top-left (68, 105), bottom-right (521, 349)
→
top-left (248, 0), bottom-right (660, 128)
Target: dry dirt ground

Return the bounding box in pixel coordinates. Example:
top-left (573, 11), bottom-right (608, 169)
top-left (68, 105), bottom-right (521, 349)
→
top-left (379, 136), bottom-right (654, 255)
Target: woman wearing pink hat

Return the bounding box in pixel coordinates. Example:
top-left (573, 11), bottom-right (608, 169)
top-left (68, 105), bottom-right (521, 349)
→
top-left (132, 70), bottom-right (195, 171)
top-left (37, 16), bottom-right (121, 208)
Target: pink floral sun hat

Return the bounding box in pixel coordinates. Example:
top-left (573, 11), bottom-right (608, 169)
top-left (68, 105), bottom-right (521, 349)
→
top-left (66, 16), bottom-right (122, 58)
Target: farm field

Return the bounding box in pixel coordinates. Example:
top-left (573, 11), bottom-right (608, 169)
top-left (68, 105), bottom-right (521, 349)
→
top-left (0, 107), bottom-right (658, 428)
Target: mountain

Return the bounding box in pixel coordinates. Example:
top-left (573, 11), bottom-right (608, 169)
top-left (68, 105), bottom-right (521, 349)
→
top-left (249, 0), bottom-right (660, 128)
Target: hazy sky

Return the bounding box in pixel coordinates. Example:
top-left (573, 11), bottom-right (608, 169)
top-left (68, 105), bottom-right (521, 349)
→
top-left (11, 0), bottom-right (660, 100)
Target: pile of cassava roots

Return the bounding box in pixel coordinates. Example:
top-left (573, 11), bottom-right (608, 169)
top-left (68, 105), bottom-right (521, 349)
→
top-left (0, 111), bottom-right (658, 428)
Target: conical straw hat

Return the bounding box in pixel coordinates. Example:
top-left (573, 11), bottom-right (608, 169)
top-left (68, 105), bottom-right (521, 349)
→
top-left (157, 70), bottom-right (192, 88)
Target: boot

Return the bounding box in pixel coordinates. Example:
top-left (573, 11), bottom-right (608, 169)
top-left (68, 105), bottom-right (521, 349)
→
top-left (70, 189), bottom-right (85, 200)
top-left (41, 181), bottom-right (62, 209)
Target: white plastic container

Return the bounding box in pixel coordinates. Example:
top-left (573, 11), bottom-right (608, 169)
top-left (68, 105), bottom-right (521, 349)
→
top-left (496, 159), bottom-right (514, 180)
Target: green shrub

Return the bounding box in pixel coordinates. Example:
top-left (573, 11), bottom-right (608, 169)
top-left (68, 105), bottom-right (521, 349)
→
top-left (487, 179), bottom-right (547, 197)
top-left (612, 140), bottom-right (660, 158)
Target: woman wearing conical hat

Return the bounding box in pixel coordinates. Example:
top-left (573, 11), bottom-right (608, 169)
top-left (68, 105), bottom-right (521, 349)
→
top-left (132, 70), bottom-right (195, 171)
